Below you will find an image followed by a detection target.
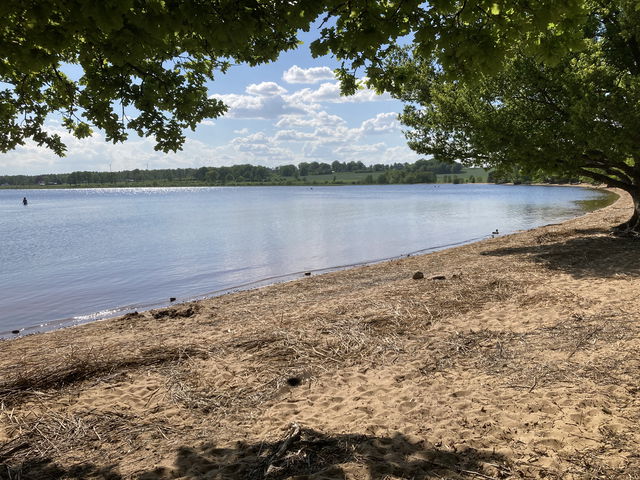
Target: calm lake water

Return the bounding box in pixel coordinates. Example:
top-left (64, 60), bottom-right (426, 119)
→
top-left (0, 184), bottom-right (613, 336)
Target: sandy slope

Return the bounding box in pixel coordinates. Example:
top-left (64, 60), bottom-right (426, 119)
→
top-left (1, 188), bottom-right (639, 480)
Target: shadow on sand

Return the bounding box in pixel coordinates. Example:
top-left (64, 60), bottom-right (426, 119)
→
top-left (0, 459), bottom-right (123, 480)
top-left (138, 427), bottom-right (509, 480)
top-left (482, 228), bottom-right (640, 279)
top-left (3, 428), bottom-right (510, 480)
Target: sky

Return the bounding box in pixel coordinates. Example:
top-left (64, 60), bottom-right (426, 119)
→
top-left (1, 30), bottom-right (422, 176)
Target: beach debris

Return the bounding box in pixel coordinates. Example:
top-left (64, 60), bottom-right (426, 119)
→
top-left (121, 312), bottom-right (139, 321)
top-left (263, 422), bottom-right (302, 476)
top-left (431, 275), bottom-right (447, 280)
top-left (412, 271), bottom-right (424, 280)
top-left (169, 297), bottom-right (176, 302)
top-left (152, 305), bottom-right (198, 319)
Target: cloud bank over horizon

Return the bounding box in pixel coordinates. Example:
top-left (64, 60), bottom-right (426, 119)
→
top-left (1, 65), bottom-right (419, 176)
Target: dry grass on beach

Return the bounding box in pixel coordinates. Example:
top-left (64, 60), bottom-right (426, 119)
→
top-left (1, 188), bottom-right (640, 479)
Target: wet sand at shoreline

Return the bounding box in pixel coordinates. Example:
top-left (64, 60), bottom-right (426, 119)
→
top-left (1, 188), bottom-right (638, 479)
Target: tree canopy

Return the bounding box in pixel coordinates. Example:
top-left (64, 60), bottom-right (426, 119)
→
top-left (1, 0), bottom-right (587, 155)
top-left (396, 0), bottom-right (640, 232)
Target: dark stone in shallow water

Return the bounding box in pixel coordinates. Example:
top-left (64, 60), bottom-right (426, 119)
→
top-left (304, 272), bottom-right (311, 276)
top-left (11, 330), bottom-right (19, 334)
top-left (170, 297), bottom-right (176, 302)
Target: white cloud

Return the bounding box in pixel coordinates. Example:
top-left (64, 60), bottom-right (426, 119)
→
top-left (211, 81), bottom-right (304, 120)
top-left (273, 111), bottom-right (401, 153)
top-left (287, 82), bottom-right (340, 105)
top-left (334, 143), bottom-right (387, 155)
top-left (210, 93), bottom-right (261, 110)
top-left (282, 65), bottom-right (335, 84)
top-left (274, 129), bottom-right (317, 141)
top-left (311, 126), bottom-right (360, 145)
top-left (276, 111), bottom-right (347, 129)
top-left (211, 92), bottom-right (306, 120)
top-left (288, 82), bottom-right (392, 106)
top-left (379, 145), bottom-right (421, 164)
top-left (232, 132), bottom-right (271, 145)
top-left (0, 121), bottom-right (235, 175)
top-left (1, 126), bottom-right (144, 174)
top-left (360, 112), bottom-right (401, 134)
top-left (230, 132), bottom-right (296, 163)
top-left (302, 143), bottom-right (418, 166)
top-left (272, 110), bottom-right (404, 161)
top-left (245, 81), bottom-right (288, 96)
top-left (212, 77), bottom-right (392, 121)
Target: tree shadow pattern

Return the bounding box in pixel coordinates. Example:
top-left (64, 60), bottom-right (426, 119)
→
top-left (3, 428), bottom-right (510, 480)
top-left (481, 228), bottom-right (640, 279)
top-left (138, 427), bottom-right (509, 480)
top-left (0, 459), bottom-right (123, 480)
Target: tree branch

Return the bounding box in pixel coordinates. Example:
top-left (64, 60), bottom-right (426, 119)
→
top-left (578, 167), bottom-right (634, 191)
top-left (582, 152), bottom-right (639, 183)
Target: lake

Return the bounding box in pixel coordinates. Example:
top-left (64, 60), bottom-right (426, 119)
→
top-left (0, 184), bottom-right (614, 336)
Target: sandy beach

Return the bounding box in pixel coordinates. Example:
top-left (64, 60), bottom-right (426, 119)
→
top-left (1, 188), bottom-right (639, 479)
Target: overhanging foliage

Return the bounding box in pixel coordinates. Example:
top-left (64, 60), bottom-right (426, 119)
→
top-left (396, 1), bottom-right (640, 232)
top-left (1, 0), bottom-right (587, 155)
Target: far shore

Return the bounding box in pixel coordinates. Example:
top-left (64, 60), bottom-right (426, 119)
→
top-left (0, 181), bottom-right (595, 190)
top-left (1, 187), bottom-right (638, 479)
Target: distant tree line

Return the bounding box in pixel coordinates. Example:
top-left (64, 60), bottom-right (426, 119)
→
top-left (375, 159), bottom-right (463, 184)
top-left (0, 159), bottom-right (471, 187)
top-left (275, 160), bottom-right (387, 177)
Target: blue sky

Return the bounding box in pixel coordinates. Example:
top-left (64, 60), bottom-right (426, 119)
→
top-left (1, 31), bottom-right (421, 176)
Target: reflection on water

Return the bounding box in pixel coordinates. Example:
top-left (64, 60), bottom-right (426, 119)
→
top-left (0, 184), bottom-right (614, 335)
top-left (573, 191), bottom-right (619, 212)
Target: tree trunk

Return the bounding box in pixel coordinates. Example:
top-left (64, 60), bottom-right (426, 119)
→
top-left (613, 190), bottom-right (640, 235)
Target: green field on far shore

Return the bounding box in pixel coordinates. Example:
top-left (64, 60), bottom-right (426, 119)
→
top-left (284, 167), bottom-right (490, 185)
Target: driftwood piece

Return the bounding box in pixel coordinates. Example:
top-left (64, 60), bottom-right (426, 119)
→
top-left (264, 422), bottom-right (301, 476)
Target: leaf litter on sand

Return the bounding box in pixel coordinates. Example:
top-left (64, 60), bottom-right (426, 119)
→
top-left (0, 343), bottom-right (210, 407)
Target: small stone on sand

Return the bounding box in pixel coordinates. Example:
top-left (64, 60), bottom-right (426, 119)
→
top-left (286, 377), bottom-right (302, 387)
